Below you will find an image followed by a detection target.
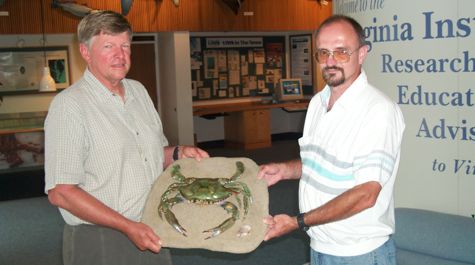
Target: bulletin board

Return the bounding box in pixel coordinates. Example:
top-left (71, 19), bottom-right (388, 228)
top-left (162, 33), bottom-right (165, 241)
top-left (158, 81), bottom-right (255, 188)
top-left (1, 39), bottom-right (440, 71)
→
top-left (190, 36), bottom-right (286, 101)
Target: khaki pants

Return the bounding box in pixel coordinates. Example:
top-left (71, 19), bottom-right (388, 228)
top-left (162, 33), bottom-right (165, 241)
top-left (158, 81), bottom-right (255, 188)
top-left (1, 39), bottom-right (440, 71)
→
top-left (63, 224), bottom-right (173, 265)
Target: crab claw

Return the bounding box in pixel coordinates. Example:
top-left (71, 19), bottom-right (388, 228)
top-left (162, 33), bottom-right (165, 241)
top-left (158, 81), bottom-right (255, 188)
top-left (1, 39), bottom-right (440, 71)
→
top-left (203, 201), bottom-right (238, 239)
top-left (203, 217), bottom-right (236, 239)
top-left (164, 209), bottom-right (188, 237)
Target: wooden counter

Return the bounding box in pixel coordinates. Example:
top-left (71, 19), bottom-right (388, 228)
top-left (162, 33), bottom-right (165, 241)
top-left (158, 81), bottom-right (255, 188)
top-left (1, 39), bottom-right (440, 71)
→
top-left (193, 100), bottom-right (309, 149)
top-left (0, 127), bottom-right (43, 135)
top-left (0, 112), bottom-right (46, 135)
top-left (193, 100), bottom-right (309, 116)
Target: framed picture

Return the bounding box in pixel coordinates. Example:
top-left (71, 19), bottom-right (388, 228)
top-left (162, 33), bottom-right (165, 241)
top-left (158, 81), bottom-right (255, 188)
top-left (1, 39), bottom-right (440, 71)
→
top-left (0, 46), bottom-right (70, 95)
top-left (278, 78), bottom-right (303, 102)
top-left (47, 55), bottom-right (70, 89)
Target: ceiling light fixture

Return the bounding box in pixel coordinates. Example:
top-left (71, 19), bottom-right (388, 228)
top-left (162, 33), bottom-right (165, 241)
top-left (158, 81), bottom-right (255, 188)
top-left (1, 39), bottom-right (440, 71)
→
top-left (39, 0), bottom-right (57, 92)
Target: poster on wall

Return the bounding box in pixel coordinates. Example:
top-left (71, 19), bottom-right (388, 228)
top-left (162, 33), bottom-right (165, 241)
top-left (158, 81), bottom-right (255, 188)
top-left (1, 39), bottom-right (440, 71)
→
top-left (290, 34), bottom-right (313, 94)
top-left (333, 0), bottom-right (475, 216)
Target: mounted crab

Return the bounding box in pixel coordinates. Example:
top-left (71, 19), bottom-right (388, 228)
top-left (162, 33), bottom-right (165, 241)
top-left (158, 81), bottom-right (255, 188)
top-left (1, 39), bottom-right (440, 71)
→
top-left (158, 161), bottom-right (252, 239)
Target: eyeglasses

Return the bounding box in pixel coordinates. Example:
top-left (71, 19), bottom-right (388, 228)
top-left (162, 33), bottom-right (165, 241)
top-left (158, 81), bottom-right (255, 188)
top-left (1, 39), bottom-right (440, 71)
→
top-left (314, 46), bottom-right (361, 63)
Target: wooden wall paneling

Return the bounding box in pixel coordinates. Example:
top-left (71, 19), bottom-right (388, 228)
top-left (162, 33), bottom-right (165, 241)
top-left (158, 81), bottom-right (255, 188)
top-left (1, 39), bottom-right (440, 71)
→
top-left (178, 0), bottom-right (205, 31)
top-left (292, 1), bottom-right (331, 31)
top-left (146, 0), bottom-right (163, 32)
top-left (313, 3), bottom-right (333, 30)
top-left (48, 0), bottom-right (82, 34)
top-left (0, 0), bottom-right (15, 34)
top-left (156, 0), bottom-right (174, 31)
top-left (0, 0), bottom-right (333, 34)
top-left (190, 0), bottom-right (213, 31)
top-left (47, 0), bottom-right (65, 34)
top-left (155, 0), bottom-right (247, 32)
top-left (94, 0), bottom-right (121, 13)
top-left (125, 0), bottom-right (152, 32)
top-left (212, 0), bottom-right (247, 32)
top-left (246, 0), bottom-right (289, 31)
top-left (174, 0), bottom-right (192, 31)
top-left (19, 0), bottom-right (42, 34)
top-left (299, 0), bottom-right (332, 30)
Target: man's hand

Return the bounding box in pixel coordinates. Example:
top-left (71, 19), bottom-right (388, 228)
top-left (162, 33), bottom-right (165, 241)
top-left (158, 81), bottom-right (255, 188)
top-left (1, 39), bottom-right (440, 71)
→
top-left (263, 214), bottom-right (298, 241)
top-left (164, 145), bottom-right (209, 168)
top-left (258, 160), bottom-right (302, 187)
top-left (180, 146), bottom-right (209, 161)
top-left (48, 185), bottom-right (164, 253)
top-left (124, 221), bottom-right (162, 253)
top-left (257, 163), bottom-right (284, 186)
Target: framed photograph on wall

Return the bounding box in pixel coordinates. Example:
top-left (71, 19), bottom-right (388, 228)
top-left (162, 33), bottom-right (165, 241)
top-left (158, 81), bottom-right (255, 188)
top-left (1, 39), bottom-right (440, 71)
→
top-left (47, 53), bottom-right (70, 89)
top-left (0, 46), bottom-right (70, 95)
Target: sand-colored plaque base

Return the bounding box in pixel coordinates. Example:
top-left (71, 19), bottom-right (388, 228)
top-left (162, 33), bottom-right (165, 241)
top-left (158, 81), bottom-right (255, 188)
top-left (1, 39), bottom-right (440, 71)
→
top-left (142, 157), bottom-right (269, 253)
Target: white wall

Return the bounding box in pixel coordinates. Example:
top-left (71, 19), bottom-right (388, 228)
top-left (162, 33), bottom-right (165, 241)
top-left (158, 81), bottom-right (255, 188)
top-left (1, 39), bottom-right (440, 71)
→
top-left (334, 0), bottom-right (475, 217)
top-left (157, 32), bottom-right (195, 145)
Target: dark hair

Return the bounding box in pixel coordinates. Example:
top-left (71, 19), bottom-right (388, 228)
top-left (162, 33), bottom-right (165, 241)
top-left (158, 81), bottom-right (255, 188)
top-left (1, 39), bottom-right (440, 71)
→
top-left (77, 10), bottom-right (132, 47)
top-left (315, 15), bottom-right (366, 47)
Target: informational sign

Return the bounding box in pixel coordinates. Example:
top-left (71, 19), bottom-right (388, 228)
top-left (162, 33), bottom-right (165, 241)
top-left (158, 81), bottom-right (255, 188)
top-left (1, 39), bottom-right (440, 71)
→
top-left (206, 37), bottom-right (263, 49)
top-left (334, 0), bottom-right (474, 216)
top-left (290, 35), bottom-right (314, 94)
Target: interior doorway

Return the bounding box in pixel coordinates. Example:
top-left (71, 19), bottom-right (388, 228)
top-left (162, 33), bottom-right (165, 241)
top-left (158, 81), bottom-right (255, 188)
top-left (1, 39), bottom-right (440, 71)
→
top-left (127, 35), bottom-right (159, 109)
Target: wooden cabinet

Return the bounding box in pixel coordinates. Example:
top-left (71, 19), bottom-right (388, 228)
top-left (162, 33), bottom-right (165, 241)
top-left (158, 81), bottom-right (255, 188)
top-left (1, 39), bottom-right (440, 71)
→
top-left (194, 100), bottom-right (309, 150)
top-left (224, 109), bottom-right (271, 150)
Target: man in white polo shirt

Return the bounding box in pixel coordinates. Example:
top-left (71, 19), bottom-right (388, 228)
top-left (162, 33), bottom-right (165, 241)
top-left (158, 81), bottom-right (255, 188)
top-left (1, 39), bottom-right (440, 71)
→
top-left (258, 15), bottom-right (405, 265)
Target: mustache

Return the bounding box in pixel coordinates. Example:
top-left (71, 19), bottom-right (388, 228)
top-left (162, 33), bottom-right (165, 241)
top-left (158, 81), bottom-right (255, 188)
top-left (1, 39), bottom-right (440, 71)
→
top-left (323, 66), bottom-right (343, 72)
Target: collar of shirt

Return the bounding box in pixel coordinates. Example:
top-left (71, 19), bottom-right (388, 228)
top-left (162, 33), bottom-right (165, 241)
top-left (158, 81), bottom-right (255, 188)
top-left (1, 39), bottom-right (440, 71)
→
top-left (319, 70), bottom-right (368, 112)
top-left (83, 68), bottom-right (135, 104)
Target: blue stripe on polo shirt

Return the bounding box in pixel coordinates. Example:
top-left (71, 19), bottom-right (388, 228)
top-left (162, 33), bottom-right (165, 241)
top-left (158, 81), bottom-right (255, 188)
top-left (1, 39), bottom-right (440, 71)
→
top-left (301, 171), bottom-right (348, 195)
top-left (301, 145), bottom-right (396, 184)
top-left (300, 145), bottom-right (352, 168)
top-left (358, 163), bottom-right (393, 176)
top-left (354, 150), bottom-right (395, 175)
top-left (301, 157), bottom-right (354, 181)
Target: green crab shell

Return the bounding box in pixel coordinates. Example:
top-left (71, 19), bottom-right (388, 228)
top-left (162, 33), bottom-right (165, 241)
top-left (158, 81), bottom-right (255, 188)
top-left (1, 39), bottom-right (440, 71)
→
top-left (179, 178), bottom-right (234, 203)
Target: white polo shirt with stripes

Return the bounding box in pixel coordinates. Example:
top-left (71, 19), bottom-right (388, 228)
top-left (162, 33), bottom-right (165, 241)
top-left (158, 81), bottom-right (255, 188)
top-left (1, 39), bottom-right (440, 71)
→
top-left (298, 71), bottom-right (405, 256)
top-left (45, 69), bottom-right (168, 225)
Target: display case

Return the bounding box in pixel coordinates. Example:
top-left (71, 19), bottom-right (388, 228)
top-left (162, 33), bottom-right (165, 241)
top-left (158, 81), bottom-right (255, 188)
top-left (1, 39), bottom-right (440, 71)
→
top-left (0, 112), bottom-right (46, 173)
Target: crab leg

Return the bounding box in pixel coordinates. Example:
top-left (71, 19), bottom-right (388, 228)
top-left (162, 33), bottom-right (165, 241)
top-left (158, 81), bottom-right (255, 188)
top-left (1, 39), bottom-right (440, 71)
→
top-left (158, 195), bottom-right (188, 237)
top-left (164, 208), bottom-right (188, 237)
top-left (224, 181), bottom-right (252, 218)
top-left (203, 201), bottom-right (239, 239)
top-left (171, 164), bottom-right (186, 182)
top-left (230, 161), bottom-right (245, 181)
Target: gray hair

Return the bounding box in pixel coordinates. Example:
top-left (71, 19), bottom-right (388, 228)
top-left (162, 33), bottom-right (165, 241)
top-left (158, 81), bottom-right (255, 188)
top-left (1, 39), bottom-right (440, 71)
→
top-left (77, 10), bottom-right (132, 47)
